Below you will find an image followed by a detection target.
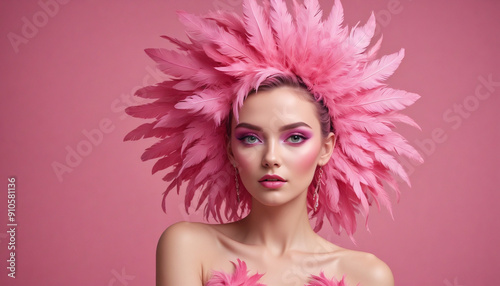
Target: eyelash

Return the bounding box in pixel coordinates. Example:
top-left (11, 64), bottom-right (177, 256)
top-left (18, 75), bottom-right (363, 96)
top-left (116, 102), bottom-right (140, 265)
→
top-left (237, 134), bottom-right (308, 145)
top-left (238, 134), bottom-right (261, 145)
top-left (286, 134), bottom-right (307, 144)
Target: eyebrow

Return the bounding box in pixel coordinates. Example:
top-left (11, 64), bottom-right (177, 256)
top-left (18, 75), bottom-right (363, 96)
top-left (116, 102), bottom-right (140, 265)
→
top-left (235, 122), bottom-right (312, 132)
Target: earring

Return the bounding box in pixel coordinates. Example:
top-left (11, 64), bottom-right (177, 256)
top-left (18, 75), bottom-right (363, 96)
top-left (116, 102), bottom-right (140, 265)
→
top-left (233, 165), bottom-right (240, 203)
top-left (313, 167), bottom-right (323, 212)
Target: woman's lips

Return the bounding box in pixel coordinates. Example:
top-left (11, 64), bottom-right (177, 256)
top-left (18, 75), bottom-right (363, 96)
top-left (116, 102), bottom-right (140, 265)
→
top-left (259, 181), bottom-right (286, 189)
top-left (259, 174), bottom-right (286, 189)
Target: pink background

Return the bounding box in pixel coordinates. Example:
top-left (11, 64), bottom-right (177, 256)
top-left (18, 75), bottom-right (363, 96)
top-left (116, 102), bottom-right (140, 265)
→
top-left (1, 0), bottom-right (499, 285)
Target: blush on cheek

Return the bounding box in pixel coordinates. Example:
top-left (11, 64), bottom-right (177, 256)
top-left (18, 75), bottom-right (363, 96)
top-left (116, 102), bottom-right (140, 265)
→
top-left (235, 153), bottom-right (252, 170)
top-left (291, 144), bottom-right (320, 173)
top-left (231, 140), bottom-right (255, 170)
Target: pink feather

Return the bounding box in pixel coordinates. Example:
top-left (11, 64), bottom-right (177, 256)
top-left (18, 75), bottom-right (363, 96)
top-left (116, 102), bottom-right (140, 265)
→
top-left (349, 12), bottom-right (376, 54)
top-left (160, 35), bottom-right (193, 51)
top-left (324, 0), bottom-right (344, 31)
top-left (269, 0), bottom-right (294, 61)
top-left (359, 49), bottom-right (405, 90)
top-left (141, 134), bottom-right (183, 161)
top-left (378, 112), bottom-right (422, 130)
top-left (206, 259), bottom-right (265, 286)
top-left (133, 80), bottom-right (185, 99)
top-left (344, 88), bottom-right (420, 114)
top-left (307, 273), bottom-right (352, 286)
top-left (124, 101), bottom-right (173, 119)
top-left (374, 132), bottom-right (423, 163)
top-left (206, 10), bottom-right (246, 34)
top-left (366, 35), bottom-right (383, 61)
top-left (243, 0), bottom-right (277, 58)
top-left (124, 122), bottom-right (164, 141)
top-left (374, 150), bottom-right (410, 186)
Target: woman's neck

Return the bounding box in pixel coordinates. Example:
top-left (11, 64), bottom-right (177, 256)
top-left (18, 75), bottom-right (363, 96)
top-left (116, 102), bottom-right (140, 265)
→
top-left (237, 191), bottom-right (317, 256)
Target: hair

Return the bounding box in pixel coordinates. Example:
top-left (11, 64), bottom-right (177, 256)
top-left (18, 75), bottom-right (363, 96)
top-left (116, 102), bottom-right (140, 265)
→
top-left (226, 75), bottom-right (334, 138)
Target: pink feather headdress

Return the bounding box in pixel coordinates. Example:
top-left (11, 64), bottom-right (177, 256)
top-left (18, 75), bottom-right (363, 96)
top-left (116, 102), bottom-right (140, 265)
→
top-left (125, 0), bottom-right (423, 237)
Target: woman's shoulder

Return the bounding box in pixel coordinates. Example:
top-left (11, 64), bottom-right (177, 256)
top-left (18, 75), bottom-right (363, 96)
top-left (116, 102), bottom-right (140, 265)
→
top-left (158, 221), bottom-right (218, 250)
top-left (332, 247), bottom-right (394, 286)
top-left (157, 221), bottom-right (238, 254)
top-left (156, 221), bottom-right (223, 284)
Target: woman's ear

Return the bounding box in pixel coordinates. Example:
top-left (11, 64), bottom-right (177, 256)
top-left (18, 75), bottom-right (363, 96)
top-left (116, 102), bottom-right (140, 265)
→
top-left (318, 132), bottom-right (336, 166)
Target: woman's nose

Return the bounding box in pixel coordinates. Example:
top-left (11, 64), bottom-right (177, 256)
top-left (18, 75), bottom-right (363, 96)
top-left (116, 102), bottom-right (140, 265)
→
top-left (261, 139), bottom-right (281, 168)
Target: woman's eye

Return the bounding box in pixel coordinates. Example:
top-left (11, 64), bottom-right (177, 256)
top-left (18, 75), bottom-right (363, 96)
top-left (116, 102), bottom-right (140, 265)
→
top-left (287, 135), bottom-right (304, 143)
top-left (244, 135), bottom-right (259, 144)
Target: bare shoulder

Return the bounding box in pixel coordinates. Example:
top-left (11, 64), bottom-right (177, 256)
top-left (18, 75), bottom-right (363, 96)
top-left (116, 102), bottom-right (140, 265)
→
top-left (336, 248), bottom-right (394, 286)
top-left (158, 221), bottom-right (215, 247)
top-left (157, 221), bottom-right (218, 261)
top-left (156, 221), bottom-right (217, 286)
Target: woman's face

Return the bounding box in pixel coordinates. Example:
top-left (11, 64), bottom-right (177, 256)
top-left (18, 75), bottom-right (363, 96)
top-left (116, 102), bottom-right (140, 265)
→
top-left (229, 86), bottom-right (334, 207)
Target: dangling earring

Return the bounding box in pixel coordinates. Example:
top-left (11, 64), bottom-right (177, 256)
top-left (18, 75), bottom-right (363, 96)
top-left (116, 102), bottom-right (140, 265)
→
top-left (313, 167), bottom-right (323, 212)
top-left (233, 165), bottom-right (240, 203)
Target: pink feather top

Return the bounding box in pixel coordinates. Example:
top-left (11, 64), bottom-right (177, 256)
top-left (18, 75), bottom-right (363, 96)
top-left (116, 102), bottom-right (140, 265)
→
top-left (206, 260), bottom-right (357, 286)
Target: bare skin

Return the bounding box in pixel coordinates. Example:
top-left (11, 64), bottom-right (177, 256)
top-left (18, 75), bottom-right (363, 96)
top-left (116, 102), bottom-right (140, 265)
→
top-left (157, 86), bottom-right (394, 286)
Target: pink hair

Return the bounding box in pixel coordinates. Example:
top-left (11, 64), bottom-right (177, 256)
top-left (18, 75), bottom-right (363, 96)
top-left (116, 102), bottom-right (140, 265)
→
top-left (124, 0), bottom-right (423, 238)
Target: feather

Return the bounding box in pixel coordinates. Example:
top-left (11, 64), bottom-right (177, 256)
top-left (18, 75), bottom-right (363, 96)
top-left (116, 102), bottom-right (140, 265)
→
top-left (205, 10), bottom-right (246, 34)
top-left (306, 272), bottom-right (348, 286)
top-left (173, 79), bottom-right (198, 91)
top-left (124, 122), bottom-right (164, 141)
top-left (202, 44), bottom-right (234, 65)
top-left (178, 138), bottom-right (212, 174)
top-left (243, 0), bottom-right (276, 57)
top-left (341, 113), bottom-right (392, 135)
top-left (323, 175), bottom-right (340, 212)
top-left (292, 0), bottom-right (322, 61)
top-left (358, 48), bottom-right (405, 90)
top-left (194, 153), bottom-right (226, 185)
top-left (177, 11), bottom-right (219, 43)
top-left (180, 120), bottom-right (218, 153)
top-left (344, 88), bottom-right (420, 114)
top-left (213, 27), bottom-right (260, 63)
top-left (175, 89), bottom-right (230, 125)
top-left (366, 35), bottom-right (383, 61)
top-left (374, 150), bottom-right (410, 186)
top-left (125, 101), bottom-right (173, 119)
top-left (374, 132), bottom-right (424, 163)
top-left (379, 112), bottom-right (421, 130)
top-left (141, 134), bottom-right (183, 161)
top-left (160, 35), bottom-right (192, 51)
top-left (151, 153), bottom-right (180, 174)
top-left (133, 80), bottom-right (186, 100)
top-left (324, 0), bottom-right (345, 38)
top-left (206, 259), bottom-right (265, 286)
top-left (338, 134), bottom-right (373, 167)
top-left (349, 12), bottom-right (376, 54)
top-left (154, 109), bottom-right (192, 128)
top-left (145, 48), bottom-right (209, 80)
top-left (269, 0), bottom-right (294, 61)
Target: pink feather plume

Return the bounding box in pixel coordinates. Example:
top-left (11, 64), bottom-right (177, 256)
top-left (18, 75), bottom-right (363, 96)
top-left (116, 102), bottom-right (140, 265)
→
top-left (124, 0), bottom-right (423, 237)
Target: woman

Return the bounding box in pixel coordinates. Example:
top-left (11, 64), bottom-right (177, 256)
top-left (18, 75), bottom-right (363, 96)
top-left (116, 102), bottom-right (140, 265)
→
top-left (125, 0), bottom-right (422, 285)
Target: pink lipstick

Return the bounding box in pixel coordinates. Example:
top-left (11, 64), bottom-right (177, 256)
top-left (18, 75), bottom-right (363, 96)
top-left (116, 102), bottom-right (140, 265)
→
top-left (259, 174), bottom-right (286, 189)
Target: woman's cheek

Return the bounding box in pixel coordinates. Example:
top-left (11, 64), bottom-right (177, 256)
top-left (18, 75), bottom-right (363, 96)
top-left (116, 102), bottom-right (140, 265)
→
top-left (287, 142), bottom-right (320, 173)
top-left (233, 144), bottom-right (259, 170)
